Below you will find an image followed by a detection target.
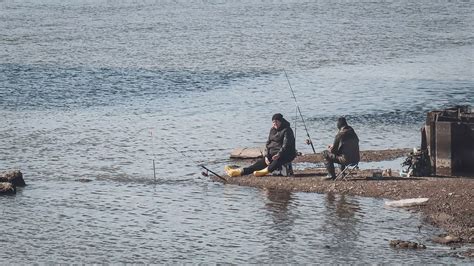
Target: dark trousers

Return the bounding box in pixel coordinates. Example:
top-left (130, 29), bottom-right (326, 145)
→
top-left (242, 155), bottom-right (294, 176)
top-left (322, 150), bottom-right (345, 178)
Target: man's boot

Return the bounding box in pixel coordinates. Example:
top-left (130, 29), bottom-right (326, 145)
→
top-left (224, 165), bottom-right (242, 177)
top-left (325, 162), bottom-right (336, 180)
top-left (254, 167), bottom-right (270, 177)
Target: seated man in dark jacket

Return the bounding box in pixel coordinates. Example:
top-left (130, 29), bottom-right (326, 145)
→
top-left (225, 113), bottom-right (296, 177)
top-left (323, 117), bottom-right (360, 180)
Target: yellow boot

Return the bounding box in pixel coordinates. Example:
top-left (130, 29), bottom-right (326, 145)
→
top-left (225, 165), bottom-right (242, 177)
top-left (253, 167), bottom-right (270, 177)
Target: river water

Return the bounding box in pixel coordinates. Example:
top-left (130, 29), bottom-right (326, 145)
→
top-left (1, 0), bottom-right (473, 263)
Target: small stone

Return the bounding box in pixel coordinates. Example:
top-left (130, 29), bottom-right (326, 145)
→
top-left (468, 235), bottom-right (474, 243)
top-left (389, 240), bottom-right (400, 247)
top-left (399, 242), bottom-right (409, 248)
top-left (0, 182), bottom-right (16, 194)
top-left (389, 240), bottom-right (425, 249)
top-left (463, 249), bottom-right (474, 257)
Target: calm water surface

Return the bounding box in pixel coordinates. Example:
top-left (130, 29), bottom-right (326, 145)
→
top-left (3, 180), bottom-right (454, 264)
top-left (1, 0), bottom-right (473, 263)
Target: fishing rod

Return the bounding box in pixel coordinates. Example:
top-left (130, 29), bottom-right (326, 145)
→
top-left (294, 106), bottom-right (297, 142)
top-left (162, 140), bottom-right (227, 183)
top-left (283, 70), bottom-right (317, 154)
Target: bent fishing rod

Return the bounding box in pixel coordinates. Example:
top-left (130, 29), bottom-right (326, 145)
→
top-left (283, 70), bottom-right (317, 154)
top-left (162, 141), bottom-right (227, 182)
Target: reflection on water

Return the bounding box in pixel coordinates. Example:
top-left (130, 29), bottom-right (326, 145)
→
top-left (325, 192), bottom-right (361, 219)
top-left (323, 193), bottom-right (361, 251)
top-left (264, 189), bottom-right (294, 225)
top-left (260, 189), bottom-right (297, 262)
top-left (0, 178), bottom-right (465, 264)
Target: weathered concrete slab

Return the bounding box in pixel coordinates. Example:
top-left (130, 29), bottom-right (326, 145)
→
top-left (385, 198), bottom-right (429, 208)
top-left (432, 234), bottom-right (461, 244)
top-left (425, 106), bottom-right (474, 176)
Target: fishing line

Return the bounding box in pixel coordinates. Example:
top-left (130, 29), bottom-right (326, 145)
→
top-left (294, 106), bottom-right (298, 142)
top-left (283, 69), bottom-right (317, 154)
top-left (160, 139), bottom-right (227, 182)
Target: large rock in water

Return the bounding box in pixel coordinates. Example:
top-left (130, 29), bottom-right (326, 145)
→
top-left (0, 182), bottom-right (16, 194)
top-left (0, 170), bottom-right (26, 187)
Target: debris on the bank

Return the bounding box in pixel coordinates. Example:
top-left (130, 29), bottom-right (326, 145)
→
top-left (382, 169), bottom-right (392, 177)
top-left (432, 234), bottom-right (461, 245)
top-left (389, 240), bottom-right (426, 249)
top-left (401, 148), bottom-right (431, 177)
top-left (0, 182), bottom-right (16, 194)
top-left (371, 171), bottom-right (383, 179)
top-left (384, 198), bottom-right (429, 207)
top-left (230, 147), bottom-right (265, 159)
top-left (0, 170), bottom-right (26, 187)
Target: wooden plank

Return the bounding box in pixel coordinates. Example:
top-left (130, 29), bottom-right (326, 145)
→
top-left (230, 147), bottom-right (265, 159)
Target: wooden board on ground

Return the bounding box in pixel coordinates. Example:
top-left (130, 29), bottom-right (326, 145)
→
top-left (230, 147), bottom-right (265, 159)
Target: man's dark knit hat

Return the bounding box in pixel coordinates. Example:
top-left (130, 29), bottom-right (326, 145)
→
top-left (272, 113), bottom-right (283, 121)
top-left (337, 116), bottom-right (348, 129)
top-left (338, 116), bottom-right (347, 124)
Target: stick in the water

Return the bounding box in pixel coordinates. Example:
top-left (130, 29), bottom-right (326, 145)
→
top-left (150, 130), bottom-right (157, 182)
top-left (153, 159), bottom-right (156, 181)
top-left (283, 69), bottom-right (317, 154)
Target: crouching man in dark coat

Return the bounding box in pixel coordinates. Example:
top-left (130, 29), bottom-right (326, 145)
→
top-left (225, 113), bottom-right (296, 177)
top-left (323, 117), bottom-right (360, 180)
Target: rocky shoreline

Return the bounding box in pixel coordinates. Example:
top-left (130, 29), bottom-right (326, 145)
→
top-left (293, 148), bottom-right (412, 163)
top-left (214, 149), bottom-right (474, 249)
